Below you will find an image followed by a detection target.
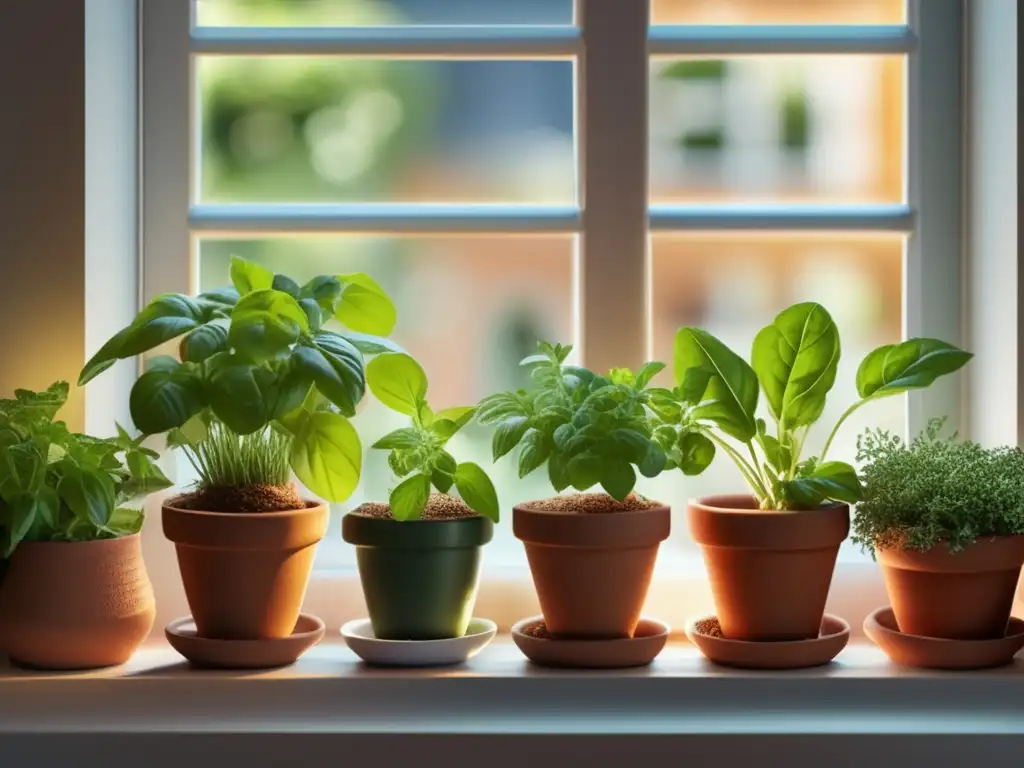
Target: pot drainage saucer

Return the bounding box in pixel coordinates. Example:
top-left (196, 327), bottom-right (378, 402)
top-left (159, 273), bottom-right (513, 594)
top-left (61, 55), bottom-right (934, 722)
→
top-left (165, 613), bottom-right (325, 669)
top-left (511, 616), bottom-right (670, 669)
top-left (686, 614), bottom-right (849, 670)
top-left (864, 607), bottom-right (1024, 670)
top-left (341, 617), bottom-right (497, 667)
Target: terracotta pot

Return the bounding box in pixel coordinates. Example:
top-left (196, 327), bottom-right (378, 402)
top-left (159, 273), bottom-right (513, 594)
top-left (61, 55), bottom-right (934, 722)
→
top-left (877, 536), bottom-right (1024, 640)
top-left (163, 501), bottom-right (328, 640)
top-left (513, 501), bottom-right (670, 639)
top-left (342, 513), bottom-right (493, 640)
top-left (688, 494), bottom-right (849, 642)
top-left (0, 535), bottom-right (155, 669)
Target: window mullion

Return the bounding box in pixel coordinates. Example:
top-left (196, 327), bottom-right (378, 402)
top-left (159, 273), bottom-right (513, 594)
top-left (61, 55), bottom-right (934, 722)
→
top-left (576, 0), bottom-right (650, 373)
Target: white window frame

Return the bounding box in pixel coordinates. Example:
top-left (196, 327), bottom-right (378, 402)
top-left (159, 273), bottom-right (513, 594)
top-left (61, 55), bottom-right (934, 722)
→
top-left (132, 0), bottom-right (967, 635)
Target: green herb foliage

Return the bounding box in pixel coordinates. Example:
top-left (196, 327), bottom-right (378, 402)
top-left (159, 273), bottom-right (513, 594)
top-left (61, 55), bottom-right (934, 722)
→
top-left (368, 354), bottom-right (499, 521)
top-left (852, 419), bottom-right (1024, 554)
top-left (673, 302), bottom-right (972, 510)
top-left (0, 382), bottom-right (172, 556)
top-left (476, 342), bottom-right (691, 501)
top-left (78, 256), bottom-right (405, 502)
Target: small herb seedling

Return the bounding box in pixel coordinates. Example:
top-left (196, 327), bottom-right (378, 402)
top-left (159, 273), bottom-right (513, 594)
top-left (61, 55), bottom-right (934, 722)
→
top-left (367, 353), bottom-right (499, 522)
top-left (476, 342), bottom-right (697, 501)
top-left (671, 302), bottom-right (972, 510)
top-left (0, 382), bottom-right (172, 556)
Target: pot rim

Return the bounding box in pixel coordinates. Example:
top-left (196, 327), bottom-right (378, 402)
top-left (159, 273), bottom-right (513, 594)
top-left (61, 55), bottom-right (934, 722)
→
top-left (513, 499), bottom-right (671, 548)
top-left (690, 493), bottom-right (848, 516)
top-left (687, 493), bottom-right (849, 551)
top-left (342, 510), bottom-right (494, 550)
top-left (9, 531), bottom-right (142, 549)
top-left (876, 534), bottom-right (1024, 573)
top-left (163, 500), bottom-right (329, 550)
top-left (162, 499), bottom-right (323, 520)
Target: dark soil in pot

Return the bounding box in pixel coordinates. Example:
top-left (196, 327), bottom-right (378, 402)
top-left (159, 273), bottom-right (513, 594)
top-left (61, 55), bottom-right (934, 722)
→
top-left (688, 494), bottom-right (849, 642)
top-left (163, 485), bottom-right (328, 641)
top-left (877, 535), bottom-right (1024, 639)
top-left (513, 492), bottom-right (670, 639)
top-left (343, 494), bottom-right (494, 641)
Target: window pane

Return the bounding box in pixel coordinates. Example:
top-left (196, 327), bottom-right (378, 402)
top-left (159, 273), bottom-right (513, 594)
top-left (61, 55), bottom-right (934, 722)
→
top-left (198, 57), bottom-right (575, 204)
top-left (648, 233), bottom-right (903, 561)
top-left (649, 56), bottom-right (904, 203)
top-left (196, 0), bottom-right (575, 27)
top-left (198, 236), bottom-right (576, 569)
top-left (651, 0), bottom-right (905, 25)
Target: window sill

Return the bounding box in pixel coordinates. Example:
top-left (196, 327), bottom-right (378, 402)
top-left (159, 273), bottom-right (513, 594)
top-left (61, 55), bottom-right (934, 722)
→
top-left (2, 637), bottom-right (1022, 735)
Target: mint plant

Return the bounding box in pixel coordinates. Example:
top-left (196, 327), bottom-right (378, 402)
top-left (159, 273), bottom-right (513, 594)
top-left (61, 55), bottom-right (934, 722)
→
top-left (0, 382), bottom-right (172, 555)
top-left (672, 302), bottom-right (972, 510)
top-left (78, 256), bottom-right (404, 503)
top-left (367, 353), bottom-right (499, 521)
top-left (475, 342), bottom-right (702, 501)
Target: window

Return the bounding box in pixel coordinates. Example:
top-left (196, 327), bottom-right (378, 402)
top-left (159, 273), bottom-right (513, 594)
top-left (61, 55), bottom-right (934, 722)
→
top-left (139, 0), bottom-right (962, 630)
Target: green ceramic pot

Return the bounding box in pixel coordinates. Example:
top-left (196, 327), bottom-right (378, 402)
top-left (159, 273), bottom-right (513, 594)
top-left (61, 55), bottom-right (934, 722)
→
top-left (342, 513), bottom-right (494, 640)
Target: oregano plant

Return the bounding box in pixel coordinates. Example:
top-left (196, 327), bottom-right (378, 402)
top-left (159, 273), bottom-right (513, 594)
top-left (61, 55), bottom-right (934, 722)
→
top-left (671, 302), bottom-right (973, 510)
top-left (475, 342), bottom-right (708, 501)
top-left (0, 383), bottom-right (172, 555)
top-left (367, 353), bottom-right (499, 521)
top-left (78, 255), bottom-right (406, 503)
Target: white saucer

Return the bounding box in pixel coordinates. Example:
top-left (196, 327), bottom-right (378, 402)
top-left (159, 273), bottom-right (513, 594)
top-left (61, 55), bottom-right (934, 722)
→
top-left (340, 617), bottom-right (497, 667)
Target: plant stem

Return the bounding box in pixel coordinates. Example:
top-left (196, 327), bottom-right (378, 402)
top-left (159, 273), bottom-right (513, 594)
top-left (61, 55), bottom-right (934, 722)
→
top-left (820, 400), bottom-right (867, 464)
top-left (708, 433), bottom-right (771, 502)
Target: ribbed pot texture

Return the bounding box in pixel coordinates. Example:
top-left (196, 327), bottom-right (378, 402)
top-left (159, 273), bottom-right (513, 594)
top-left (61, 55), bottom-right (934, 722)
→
top-left (0, 534), bottom-right (155, 670)
top-left (163, 501), bottom-right (328, 640)
top-left (688, 494), bottom-right (849, 642)
top-left (878, 536), bottom-right (1024, 640)
top-left (513, 501), bottom-right (671, 639)
top-left (342, 513), bottom-right (493, 640)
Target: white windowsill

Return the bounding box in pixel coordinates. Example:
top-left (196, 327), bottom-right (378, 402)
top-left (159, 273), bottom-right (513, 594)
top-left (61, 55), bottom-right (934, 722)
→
top-left (2, 637), bottom-right (1022, 736)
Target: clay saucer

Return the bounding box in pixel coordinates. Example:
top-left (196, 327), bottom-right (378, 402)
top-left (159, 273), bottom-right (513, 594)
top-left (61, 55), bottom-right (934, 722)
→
top-left (341, 617), bottom-right (497, 667)
top-left (165, 613), bottom-right (325, 669)
top-left (686, 614), bottom-right (850, 670)
top-left (864, 607), bottom-right (1024, 670)
top-left (511, 616), bottom-right (670, 668)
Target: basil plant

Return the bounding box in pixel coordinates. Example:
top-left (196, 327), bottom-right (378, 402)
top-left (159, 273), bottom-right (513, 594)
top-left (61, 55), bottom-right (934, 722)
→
top-left (367, 353), bottom-right (500, 522)
top-left (78, 256), bottom-right (404, 502)
top-left (672, 302), bottom-right (972, 510)
top-left (0, 383), bottom-right (172, 556)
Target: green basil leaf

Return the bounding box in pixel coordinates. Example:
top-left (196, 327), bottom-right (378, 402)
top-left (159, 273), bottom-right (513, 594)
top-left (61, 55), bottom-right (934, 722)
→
top-left (567, 451), bottom-right (602, 491)
top-left (366, 353), bottom-right (428, 416)
top-left (751, 302), bottom-right (840, 427)
top-left (5, 494), bottom-right (42, 556)
top-left (454, 462), bottom-right (500, 522)
top-left (203, 354), bottom-right (281, 434)
top-left (300, 275), bottom-right (343, 314)
top-left (180, 322), bottom-right (229, 363)
top-left (856, 338), bottom-right (973, 400)
top-left (338, 331), bottom-right (405, 357)
top-left (335, 272), bottom-right (397, 336)
top-left (389, 473), bottom-right (430, 521)
top-left (106, 507), bottom-right (144, 536)
top-left (676, 431), bottom-right (716, 476)
top-left (56, 461), bottom-right (115, 527)
top-left (634, 361), bottom-right (666, 389)
top-left (271, 273), bottom-right (301, 298)
top-left (79, 326), bottom-right (133, 385)
top-left (372, 428), bottom-right (422, 450)
top-left (229, 289), bottom-right (310, 363)
top-left (293, 334), bottom-right (365, 417)
top-left (287, 410), bottom-right (362, 502)
top-left (299, 298), bottom-right (324, 332)
top-left (548, 451), bottom-right (571, 492)
top-left (433, 406), bottom-right (477, 431)
top-left (785, 460), bottom-right (863, 506)
top-left (230, 255), bottom-right (274, 296)
top-left (607, 429), bottom-right (649, 463)
top-left (129, 364), bottom-right (205, 435)
top-left (517, 428), bottom-right (551, 478)
top-left (196, 286), bottom-right (240, 309)
top-left (600, 461), bottom-right (636, 501)
top-left (674, 327), bottom-right (758, 442)
top-left (431, 469), bottom-right (454, 494)
top-left (638, 442), bottom-right (667, 478)
top-left (492, 416), bottom-right (530, 461)
top-left (552, 423), bottom-right (575, 451)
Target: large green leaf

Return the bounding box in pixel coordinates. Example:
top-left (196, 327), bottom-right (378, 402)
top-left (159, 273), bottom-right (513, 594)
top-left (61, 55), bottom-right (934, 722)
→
top-left (676, 431), bottom-right (716, 475)
top-left (230, 255), bottom-right (274, 296)
top-left (292, 333), bottom-right (365, 417)
top-left (118, 294), bottom-right (206, 358)
top-left (517, 428), bottom-right (550, 478)
top-left (287, 410), bottom-right (362, 502)
top-left (78, 326), bottom-right (133, 385)
top-left (674, 327), bottom-right (758, 442)
top-left (229, 289), bottom-right (310, 363)
top-left (339, 331), bottom-right (405, 356)
top-left (55, 461), bottom-right (115, 527)
top-left (180, 321), bottom-right (229, 363)
top-left (366, 353), bottom-right (428, 416)
top-left (4, 493), bottom-right (53, 556)
top-left (129, 364), bottom-right (205, 435)
top-left (335, 273), bottom-right (397, 336)
top-left (300, 275), bottom-right (343, 315)
top-left (454, 462), bottom-right (500, 522)
top-left (856, 338), bottom-right (973, 400)
top-left (491, 416), bottom-right (529, 461)
top-left (203, 354), bottom-right (282, 434)
top-left (389, 472), bottom-right (430, 521)
top-left (783, 460), bottom-right (863, 507)
top-left (600, 461), bottom-right (637, 501)
top-left (751, 302), bottom-right (840, 427)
